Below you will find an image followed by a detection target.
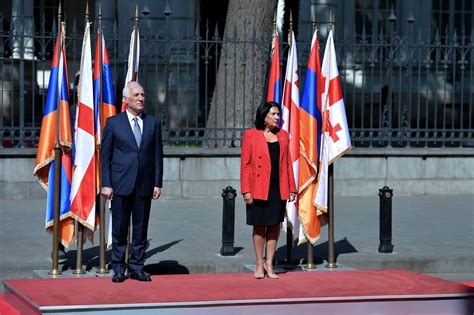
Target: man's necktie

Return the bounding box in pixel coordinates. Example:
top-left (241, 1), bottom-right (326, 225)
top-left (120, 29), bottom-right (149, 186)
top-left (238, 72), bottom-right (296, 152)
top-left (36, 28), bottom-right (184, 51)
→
top-left (133, 117), bottom-right (141, 146)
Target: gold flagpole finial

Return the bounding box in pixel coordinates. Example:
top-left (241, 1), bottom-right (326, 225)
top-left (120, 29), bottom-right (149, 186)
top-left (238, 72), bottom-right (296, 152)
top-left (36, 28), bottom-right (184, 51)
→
top-left (57, 1), bottom-right (63, 35)
top-left (131, 3), bottom-right (139, 82)
top-left (289, 10), bottom-right (293, 31)
top-left (85, 2), bottom-right (89, 23)
top-left (329, 10), bottom-right (334, 30)
top-left (288, 10), bottom-right (293, 46)
top-left (273, 9), bottom-right (277, 31)
top-left (135, 4), bottom-right (139, 22)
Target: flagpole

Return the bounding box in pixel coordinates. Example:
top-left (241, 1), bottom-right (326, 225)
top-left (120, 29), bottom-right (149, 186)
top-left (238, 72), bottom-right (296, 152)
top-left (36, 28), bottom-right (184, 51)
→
top-left (49, 2), bottom-right (63, 276)
top-left (326, 164), bottom-right (336, 268)
top-left (325, 11), bottom-right (337, 269)
top-left (73, 3), bottom-right (89, 275)
top-left (270, 6), bottom-right (276, 60)
top-left (305, 13), bottom-right (318, 270)
top-left (97, 3), bottom-right (109, 275)
top-left (123, 4), bottom-right (140, 268)
top-left (284, 10), bottom-right (294, 270)
top-left (132, 5), bottom-right (139, 81)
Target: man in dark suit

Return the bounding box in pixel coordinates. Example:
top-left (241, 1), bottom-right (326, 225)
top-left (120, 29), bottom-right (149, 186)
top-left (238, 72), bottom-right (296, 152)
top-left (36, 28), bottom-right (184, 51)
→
top-left (101, 81), bottom-right (163, 283)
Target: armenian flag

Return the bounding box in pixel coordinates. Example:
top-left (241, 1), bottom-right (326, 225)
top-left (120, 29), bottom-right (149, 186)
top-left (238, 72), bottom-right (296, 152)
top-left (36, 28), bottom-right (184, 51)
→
top-left (34, 25), bottom-right (75, 246)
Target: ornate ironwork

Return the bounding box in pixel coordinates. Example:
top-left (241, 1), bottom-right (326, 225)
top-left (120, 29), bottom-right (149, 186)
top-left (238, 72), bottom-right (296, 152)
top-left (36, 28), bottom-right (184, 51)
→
top-left (1, 12), bottom-right (473, 149)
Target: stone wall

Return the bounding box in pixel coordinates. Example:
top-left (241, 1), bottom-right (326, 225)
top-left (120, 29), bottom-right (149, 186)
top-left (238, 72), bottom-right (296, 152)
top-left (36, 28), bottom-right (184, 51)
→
top-left (1, 148), bottom-right (473, 200)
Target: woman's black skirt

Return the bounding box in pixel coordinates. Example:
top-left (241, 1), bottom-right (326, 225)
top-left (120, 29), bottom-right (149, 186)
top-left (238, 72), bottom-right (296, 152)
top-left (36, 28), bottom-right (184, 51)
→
top-left (246, 181), bottom-right (286, 226)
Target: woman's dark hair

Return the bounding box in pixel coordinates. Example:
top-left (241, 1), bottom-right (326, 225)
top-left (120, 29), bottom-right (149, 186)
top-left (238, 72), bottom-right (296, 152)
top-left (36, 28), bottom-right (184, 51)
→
top-left (254, 101), bottom-right (281, 130)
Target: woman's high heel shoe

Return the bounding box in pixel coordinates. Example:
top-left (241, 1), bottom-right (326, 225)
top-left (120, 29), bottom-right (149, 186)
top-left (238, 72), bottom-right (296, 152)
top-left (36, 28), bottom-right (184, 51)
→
top-left (254, 266), bottom-right (265, 279)
top-left (263, 264), bottom-right (279, 279)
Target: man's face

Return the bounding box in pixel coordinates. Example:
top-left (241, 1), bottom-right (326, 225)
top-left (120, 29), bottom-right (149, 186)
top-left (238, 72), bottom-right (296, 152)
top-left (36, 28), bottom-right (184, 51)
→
top-left (125, 86), bottom-right (145, 115)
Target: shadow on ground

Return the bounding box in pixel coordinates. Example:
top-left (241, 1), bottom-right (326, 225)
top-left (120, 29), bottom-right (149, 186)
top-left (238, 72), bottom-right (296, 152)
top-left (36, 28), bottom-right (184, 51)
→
top-left (145, 260), bottom-right (190, 275)
top-left (220, 246), bottom-right (244, 256)
top-left (58, 240), bottom-right (184, 272)
top-left (275, 237), bottom-right (358, 265)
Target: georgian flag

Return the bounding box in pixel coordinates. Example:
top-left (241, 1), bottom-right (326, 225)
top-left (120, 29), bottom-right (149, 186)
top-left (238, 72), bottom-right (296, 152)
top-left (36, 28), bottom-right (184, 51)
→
top-left (70, 21), bottom-right (97, 232)
top-left (281, 31), bottom-right (302, 240)
top-left (121, 28), bottom-right (140, 112)
top-left (314, 29), bottom-right (351, 211)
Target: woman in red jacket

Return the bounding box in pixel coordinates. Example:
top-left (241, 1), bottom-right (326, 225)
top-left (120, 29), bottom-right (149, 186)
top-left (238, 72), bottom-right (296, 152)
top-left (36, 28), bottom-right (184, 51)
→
top-left (240, 101), bottom-right (296, 279)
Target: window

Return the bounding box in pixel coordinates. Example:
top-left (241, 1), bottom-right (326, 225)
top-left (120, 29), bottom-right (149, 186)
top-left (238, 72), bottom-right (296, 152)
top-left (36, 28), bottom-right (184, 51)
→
top-left (432, 0), bottom-right (472, 39)
top-left (355, 0), bottom-right (397, 39)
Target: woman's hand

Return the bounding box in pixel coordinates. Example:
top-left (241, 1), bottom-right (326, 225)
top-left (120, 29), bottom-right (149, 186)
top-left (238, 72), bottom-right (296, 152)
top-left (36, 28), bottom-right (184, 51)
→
top-left (289, 193), bottom-right (296, 202)
top-left (243, 192), bottom-right (253, 205)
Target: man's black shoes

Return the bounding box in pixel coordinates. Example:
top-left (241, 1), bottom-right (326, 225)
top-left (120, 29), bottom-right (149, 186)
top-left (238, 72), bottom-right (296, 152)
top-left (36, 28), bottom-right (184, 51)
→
top-left (112, 271), bottom-right (127, 283)
top-left (111, 270), bottom-right (151, 282)
top-left (129, 270), bottom-right (152, 282)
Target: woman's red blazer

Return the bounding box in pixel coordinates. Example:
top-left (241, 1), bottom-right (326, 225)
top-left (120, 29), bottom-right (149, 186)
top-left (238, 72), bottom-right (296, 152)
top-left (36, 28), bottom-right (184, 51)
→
top-left (240, 128), bottom-right (296, 200)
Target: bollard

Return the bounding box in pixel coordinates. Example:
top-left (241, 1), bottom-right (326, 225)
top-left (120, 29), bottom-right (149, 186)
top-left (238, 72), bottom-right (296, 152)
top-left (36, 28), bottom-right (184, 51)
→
top-left (378, 186), bottom-right (394, 253)
top-left (221, 186), bottom-right (237, 256)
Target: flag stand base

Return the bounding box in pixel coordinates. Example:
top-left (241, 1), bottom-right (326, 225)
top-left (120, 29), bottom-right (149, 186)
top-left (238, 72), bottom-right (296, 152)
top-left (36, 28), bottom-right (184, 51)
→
top-left (34, 268), bottom-right (107, 279)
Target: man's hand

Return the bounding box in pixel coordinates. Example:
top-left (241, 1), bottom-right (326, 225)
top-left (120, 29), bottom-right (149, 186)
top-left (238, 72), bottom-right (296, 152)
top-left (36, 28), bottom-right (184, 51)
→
top-left (101, 187), bottom-right (113, 200)
top-left (153, 187), bottom-right (161, 200)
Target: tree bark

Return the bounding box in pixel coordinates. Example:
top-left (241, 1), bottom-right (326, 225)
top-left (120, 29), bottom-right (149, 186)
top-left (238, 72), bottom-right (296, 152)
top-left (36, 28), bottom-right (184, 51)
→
top-left (205, 0), bottom-right (275, 147)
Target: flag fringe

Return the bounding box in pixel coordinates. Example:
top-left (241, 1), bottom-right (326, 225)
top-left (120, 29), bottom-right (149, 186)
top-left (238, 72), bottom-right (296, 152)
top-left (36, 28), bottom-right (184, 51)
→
top-left (297, 229), bottom-right (320, 246)
top-left (44, 215), bottom-right (75, 247)
top-left (329, 146), bottom-right (352, 165)
top-left (33, 157), bottom-right (55, 188)
top-left (298, 149), bottom-right (318, 193)
top-left (69, 212), bottom-right (97, 232)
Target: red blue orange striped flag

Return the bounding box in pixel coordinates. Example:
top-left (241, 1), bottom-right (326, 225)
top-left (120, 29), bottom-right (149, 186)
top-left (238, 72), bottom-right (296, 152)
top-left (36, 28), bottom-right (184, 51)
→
top-left (33, 26), bottom-right (75, 246)
top-left (266, 30), bottom-right (281, 104)
top-left (298, 29), bottom-right (324, 244)
top-left (93, 31), bottom-right (117, 248)
top-left (94, 31), bottom-right (117, 142)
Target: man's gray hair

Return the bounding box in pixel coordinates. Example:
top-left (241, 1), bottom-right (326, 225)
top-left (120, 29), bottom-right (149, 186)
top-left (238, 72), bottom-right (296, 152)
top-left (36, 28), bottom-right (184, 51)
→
top-left (122, 81), bottom-right (143, 97)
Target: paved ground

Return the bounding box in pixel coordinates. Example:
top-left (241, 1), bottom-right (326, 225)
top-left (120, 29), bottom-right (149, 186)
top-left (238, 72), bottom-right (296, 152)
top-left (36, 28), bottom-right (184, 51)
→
top-left (1, 194), bottom-right (473, 293)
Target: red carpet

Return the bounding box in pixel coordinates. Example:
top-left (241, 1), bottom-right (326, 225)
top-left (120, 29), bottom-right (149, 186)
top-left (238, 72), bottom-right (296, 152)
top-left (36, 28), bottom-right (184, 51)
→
top-left (4, 269), bottom-right (473, 307)
top-left (0, 294), bottom-right (20, 315)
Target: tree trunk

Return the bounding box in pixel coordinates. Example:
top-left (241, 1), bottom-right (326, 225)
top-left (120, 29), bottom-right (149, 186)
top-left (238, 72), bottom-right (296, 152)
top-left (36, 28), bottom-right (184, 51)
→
top-left (205, 0), bottom-right (275, 147)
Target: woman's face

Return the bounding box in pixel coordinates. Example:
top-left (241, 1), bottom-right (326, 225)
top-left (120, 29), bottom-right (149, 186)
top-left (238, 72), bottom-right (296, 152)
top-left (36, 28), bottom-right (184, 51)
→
top-left (264, 106), bottom-right (280, 129)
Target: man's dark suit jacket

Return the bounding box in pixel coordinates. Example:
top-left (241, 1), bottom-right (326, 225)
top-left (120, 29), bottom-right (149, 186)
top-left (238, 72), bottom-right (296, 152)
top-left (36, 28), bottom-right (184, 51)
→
top-left (101, 111), bottom-right (163, 197)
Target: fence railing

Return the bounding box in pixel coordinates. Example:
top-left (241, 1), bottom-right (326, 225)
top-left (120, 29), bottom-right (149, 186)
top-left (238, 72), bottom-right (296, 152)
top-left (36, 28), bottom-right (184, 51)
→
top-left (1, 16), bottom-right (473, 149)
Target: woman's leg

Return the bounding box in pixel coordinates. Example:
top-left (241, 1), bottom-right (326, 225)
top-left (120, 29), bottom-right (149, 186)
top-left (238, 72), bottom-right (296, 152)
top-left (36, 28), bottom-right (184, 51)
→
top-left (252, 225), bottom-right (266, 275)
top-left (264, 224), bottom-right (280, 275)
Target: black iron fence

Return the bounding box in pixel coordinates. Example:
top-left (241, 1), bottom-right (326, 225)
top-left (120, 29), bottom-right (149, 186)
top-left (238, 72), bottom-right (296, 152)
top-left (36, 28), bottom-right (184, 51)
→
top-left (1, 15), bottom-right (473, 149)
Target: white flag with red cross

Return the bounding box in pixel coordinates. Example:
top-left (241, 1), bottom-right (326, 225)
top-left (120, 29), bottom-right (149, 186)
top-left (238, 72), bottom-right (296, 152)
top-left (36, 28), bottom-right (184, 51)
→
top-left (281, 31), bottom-right (302, 240)
top-left (71, 21), bottom-right (97, 233)
top-left (121, 28), bottom-right (140, 112)
top-left (314, 29), bottom-right (351, 211)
